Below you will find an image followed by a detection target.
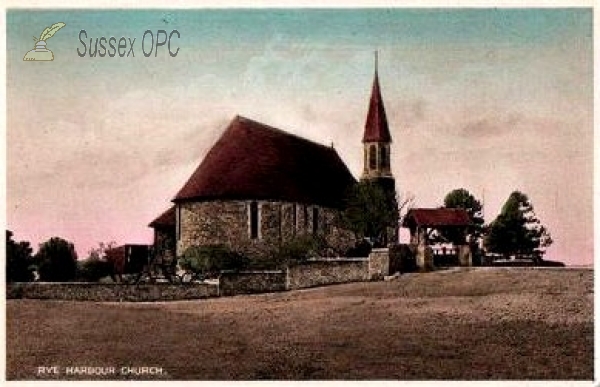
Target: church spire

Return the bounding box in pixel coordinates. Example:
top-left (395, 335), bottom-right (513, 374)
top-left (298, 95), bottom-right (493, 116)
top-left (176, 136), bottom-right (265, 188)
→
top-left (363, 51), bottom-right (392, 143)
top-left (360, 52), bottom-right (397, 245)
top-left (375, 50), bottom-right (378, 75)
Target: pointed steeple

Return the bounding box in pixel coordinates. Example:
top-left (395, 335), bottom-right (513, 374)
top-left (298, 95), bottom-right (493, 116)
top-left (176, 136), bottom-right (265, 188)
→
top-left (363, 51), bottom-right (392, 143)
top-left (360, 52), bottom-right (397, 245)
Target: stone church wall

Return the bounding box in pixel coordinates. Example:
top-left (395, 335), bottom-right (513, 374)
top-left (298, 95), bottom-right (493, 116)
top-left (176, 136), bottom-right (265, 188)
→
top-left (177, 200), bottom-right (356, 259)
top-left (177, 201), bottom-right (245, 254)
top-left (153, 229), bottom-right (176, 265)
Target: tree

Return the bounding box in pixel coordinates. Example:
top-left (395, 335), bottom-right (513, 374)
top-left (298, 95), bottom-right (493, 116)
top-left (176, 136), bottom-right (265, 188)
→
top-left (6, 230), bottom-right (35, 282)
top-left (87, 241), bottom-right (117, 261)
top-left (484, 191), bottom-right (553, 259)
top-left (439, 188), bottom-right (485, 245)
top-left (77, 258), bottom-right (113, 282)
top-left (336, 181), bottom-right (401, 248)
top-left (76, 242), bottom-right (116, 282)
top-left (35, 237), bottom-right (78, 282)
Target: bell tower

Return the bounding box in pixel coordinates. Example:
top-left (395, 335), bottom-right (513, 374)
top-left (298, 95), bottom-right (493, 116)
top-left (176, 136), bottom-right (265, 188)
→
top-left (361, 52), bottom-right (395, 194)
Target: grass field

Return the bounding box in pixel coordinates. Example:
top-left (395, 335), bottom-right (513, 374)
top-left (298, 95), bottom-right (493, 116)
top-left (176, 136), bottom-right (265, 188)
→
top-left (6, 267), bottom-right (593, 380)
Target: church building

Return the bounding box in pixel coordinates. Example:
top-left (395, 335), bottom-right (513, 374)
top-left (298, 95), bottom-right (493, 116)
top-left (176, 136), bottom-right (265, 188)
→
top-left (149, 57), bottom-right (396, 262)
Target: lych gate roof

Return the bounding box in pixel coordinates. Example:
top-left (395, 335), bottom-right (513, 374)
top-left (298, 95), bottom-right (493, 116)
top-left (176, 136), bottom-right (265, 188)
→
top-left (149, 206), bottom-right (175, 229)
top-left (403, 208), bottom-right (471, 228)
top-left (173, 115), bottom-right (357, 207)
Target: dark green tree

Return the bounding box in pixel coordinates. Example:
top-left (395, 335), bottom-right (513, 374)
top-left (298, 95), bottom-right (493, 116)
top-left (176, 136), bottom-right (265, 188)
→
top-left (440, 188), bottom-right (485, 244)
top-left (484, 191), bottom-right (553, 259)
top-left (336, 181), bottom-right (399, 248)
top-left (6, 230), bottom-right (35, 282)
top-left (36, 237), bottom-right (78, 282)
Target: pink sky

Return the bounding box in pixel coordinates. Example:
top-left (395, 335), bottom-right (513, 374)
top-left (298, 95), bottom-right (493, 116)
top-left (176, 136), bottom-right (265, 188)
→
top-left (7, 9), bottom-right (593, 265)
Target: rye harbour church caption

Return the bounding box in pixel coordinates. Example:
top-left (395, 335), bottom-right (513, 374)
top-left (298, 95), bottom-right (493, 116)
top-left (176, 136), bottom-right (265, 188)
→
top-left (148, 57), bottom-right (473, 271)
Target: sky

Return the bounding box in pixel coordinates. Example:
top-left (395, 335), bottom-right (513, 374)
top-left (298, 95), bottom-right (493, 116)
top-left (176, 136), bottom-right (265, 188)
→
top-left (6, 8), bottom-right (593, 265)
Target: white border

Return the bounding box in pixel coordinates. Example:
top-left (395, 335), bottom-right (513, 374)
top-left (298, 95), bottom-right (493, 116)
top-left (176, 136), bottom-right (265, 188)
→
top-left (2, 2), bottom-right (596, 386)
top-left (2, 0), bottom-right (597, 8)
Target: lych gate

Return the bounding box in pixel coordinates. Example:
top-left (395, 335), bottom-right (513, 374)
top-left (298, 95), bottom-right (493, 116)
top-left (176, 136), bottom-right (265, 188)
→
top-left (402, 208), bottom-right (473, 271)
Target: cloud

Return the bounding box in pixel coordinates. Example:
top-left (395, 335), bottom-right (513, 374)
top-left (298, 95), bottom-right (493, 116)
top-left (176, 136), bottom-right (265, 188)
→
top-left (460, 113), bottom-right (522, 138)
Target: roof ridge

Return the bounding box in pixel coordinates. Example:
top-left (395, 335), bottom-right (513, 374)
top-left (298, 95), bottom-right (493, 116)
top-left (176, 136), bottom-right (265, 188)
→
top-left (412, 208), bottom-right (467, 211)
top-left (234, 115), bottom-right (337, 153)
top-left (173, 115), bottom-right (356, 205)
top-left (410, 208), bottom-right (470, 215)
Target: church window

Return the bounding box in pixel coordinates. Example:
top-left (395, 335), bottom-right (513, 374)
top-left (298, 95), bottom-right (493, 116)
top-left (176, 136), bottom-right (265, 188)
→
top-left (292, 204), bottom-right (298, 234)
top-left (369, 144), bottom-right (377, 170)
top-left (278, 204), bottom-right (283, 240)
top-left (380, 146), bottom-right (389, 169)
top-left (303, 205), bottom-right (309, 229)
top-left (249, 201), bottom-right (260, 239)
top-left (176, 205), bottom-right (181, 241)
top-left (312, 207), bottom-right (319, 235)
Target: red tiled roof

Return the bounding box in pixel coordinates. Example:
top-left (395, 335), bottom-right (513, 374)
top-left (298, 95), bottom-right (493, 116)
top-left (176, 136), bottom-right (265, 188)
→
top-left (363, 71), bottom-right (392, 143)
top-left (173, 116), bottom-right (357, 207)
top-left (149, 206), bottom-right (175, 229)
top-left (403, 208), bottom-right (471, 227)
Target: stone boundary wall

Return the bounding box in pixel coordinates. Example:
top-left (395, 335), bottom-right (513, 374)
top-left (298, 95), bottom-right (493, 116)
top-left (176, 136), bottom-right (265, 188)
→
top-left (219, 270), bottom-right (287, 296)
top-left (286, 258), bottom-right (369, 290)
top-left (7, 249), bottom-right (391, 301)
top-left (7, 282), bottom-right (218, 302)
top-left (367, 248), bottom-right (390, 279)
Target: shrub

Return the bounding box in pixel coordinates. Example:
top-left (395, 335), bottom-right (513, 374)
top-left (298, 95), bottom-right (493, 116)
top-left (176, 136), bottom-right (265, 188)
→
top-left (178, 245), bottom-right (249, 281)
top-left (8, 283), bottom-right (24, 299)
top-left (98, 275), bottom-right (115, 284)
top-left (345, 239), bottom-right (373, 257)
top-left (264, 235), bottom-right (326, 268)
top-left (76, 257), bottom-right (113, 282)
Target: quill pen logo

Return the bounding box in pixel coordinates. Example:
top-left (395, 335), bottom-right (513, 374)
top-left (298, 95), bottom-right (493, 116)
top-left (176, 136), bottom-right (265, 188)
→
top-left (23, 22), bottom-right (66, 61)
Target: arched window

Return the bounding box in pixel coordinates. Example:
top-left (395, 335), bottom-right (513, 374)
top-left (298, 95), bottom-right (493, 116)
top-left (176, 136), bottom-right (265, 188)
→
top-left (369, 144), bottom-right (377, 170)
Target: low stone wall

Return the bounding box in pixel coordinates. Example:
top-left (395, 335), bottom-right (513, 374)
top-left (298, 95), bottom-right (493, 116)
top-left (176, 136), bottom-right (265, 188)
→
top-left (219, 270), bottom-right (287, 296)
top-left (7, 250), bottom-right (393, 300)
top-left (7, 282), bottom-right (218, 302)
top-left (368, 248), bottom-right (389, 279)
top-left (286, 258), bottom-right (369, 290)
